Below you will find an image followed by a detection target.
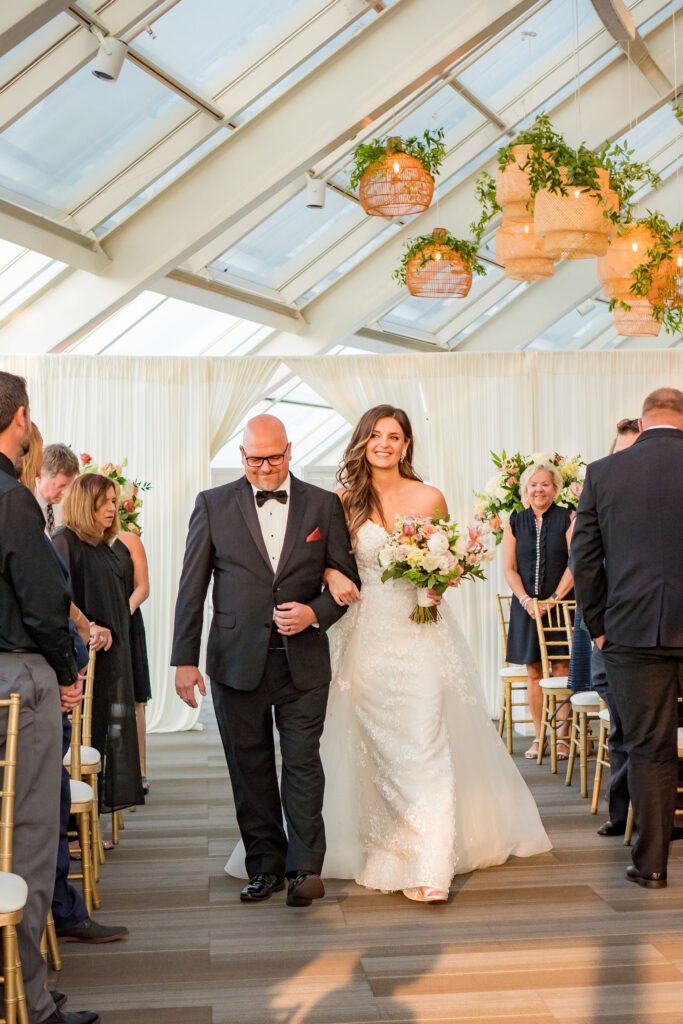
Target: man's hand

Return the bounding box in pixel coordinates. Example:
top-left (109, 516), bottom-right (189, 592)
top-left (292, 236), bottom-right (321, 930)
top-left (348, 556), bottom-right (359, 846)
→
top-left (89, 623), bottom-right (113, 652)
top-left (595, 634), bottom-right (605, 650)
top-left (274, 602), bottom-right (317, 636)
top-left (59, 679), bottom-right (83, 712)
top-left (175, 666), bottom-right (206, 708)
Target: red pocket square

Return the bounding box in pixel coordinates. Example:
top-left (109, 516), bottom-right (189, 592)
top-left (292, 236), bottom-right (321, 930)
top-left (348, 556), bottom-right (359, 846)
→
top-left (306, 527), bottom-right (322, 542)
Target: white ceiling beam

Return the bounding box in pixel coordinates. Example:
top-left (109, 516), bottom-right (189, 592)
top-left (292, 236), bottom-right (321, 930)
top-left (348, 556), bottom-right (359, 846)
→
top-left (0, 0), bottom-right (165, 133)
top-left (0, 0), bottom-right (71, 57)
top-left (0, 198), bottom-right (108, 272)
top-left (590, 0), bottom-right (673, 95)
top-left (258, 12), bottom-right (683, 356)
top-left (0, 0), bottom-right (540, 353)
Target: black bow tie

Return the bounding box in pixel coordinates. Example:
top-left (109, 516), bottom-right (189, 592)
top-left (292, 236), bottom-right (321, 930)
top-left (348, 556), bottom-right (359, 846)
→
top-left (255, 489), bottom-right (288, 508)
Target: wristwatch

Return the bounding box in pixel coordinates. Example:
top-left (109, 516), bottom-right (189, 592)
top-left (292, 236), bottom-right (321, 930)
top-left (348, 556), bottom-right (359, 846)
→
top-left (549, 592), bottom-right (559, 601)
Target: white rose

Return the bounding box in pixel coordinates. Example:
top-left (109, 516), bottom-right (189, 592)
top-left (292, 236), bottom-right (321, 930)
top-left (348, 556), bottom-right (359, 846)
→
top-left (499, 508), bottom-right (511, 524)
top-left (454, 535), bottom-right (469, 557)
top-left (531, 452), bottom-right (551, 465)
top-left (120, 480), bottom-right (135, 501)
top-left (495, 486), bottom-right (508, 501)
top-left (421, 552), bottom-right (442, 572)
top-left (485, 474), bottom-right (502, 497)
top-left (427, 531), bottom-right (449, 555)
top-left (378, 547), bottom-right (394, 567)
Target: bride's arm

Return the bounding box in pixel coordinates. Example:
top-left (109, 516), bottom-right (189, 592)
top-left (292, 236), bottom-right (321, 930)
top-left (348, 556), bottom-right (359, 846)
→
top-left (323, 568), bottom-right (360, 606)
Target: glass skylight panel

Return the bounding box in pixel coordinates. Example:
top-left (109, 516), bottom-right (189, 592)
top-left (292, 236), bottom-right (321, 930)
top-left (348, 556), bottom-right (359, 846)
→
top-left (0, 13), bottom-right (75, 87)
top-left (637, 0), bottom-right (683, 34)
top-left (0, 242), bottom-right (64, 326)
top-left (380, 263), bottom-right (501, 336)
top-left (101, 296), bottom-right (243, 356)
top-left (524, 299), bottom-right (613, 350)
top-left (614, 105), bottom-right (681, 165)
top-left (0, 61), bottom-right (193, 213)
top-left (296, 221), bottom-right (402, 306)
top-left (389, 86), bottom-right (483, 149)
top-left (132, 0), bottom-right (314, 95)
top-left (210, 187), bottom-right (361, 290)
top-left (457, 0), bottom-right (603, 114)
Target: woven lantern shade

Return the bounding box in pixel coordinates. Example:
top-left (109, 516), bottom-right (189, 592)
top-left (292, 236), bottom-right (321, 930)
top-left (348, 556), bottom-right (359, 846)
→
top-left (495, 145), bottom-right (534, 221)
top-left (534, 168), bottom-right (619, 259)
top-left (495, 216), bottom-right (555, 281)
top-left (405, 229), bottom-right (473, 298)
top-left (650, 231), bottom-right (683, 308)
top-left (597, 223), bottom-right (658, 299)
top-left (613, 298), bottom-right (661, 337)
top-left (359, 137), bottom-right (434, 217)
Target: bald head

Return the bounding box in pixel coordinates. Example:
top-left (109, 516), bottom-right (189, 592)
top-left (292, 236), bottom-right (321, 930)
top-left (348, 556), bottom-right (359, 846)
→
top-left (641, 387), bottom-right (683, 430)
top-left (241, 414), bottom-right (291, 490)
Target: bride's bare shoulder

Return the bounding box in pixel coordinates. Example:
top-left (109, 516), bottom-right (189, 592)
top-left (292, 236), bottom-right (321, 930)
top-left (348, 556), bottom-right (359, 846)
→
top-left (406, 481), bottom-right (448, 517)
top-left (334, 486), bottom-right (346, 501)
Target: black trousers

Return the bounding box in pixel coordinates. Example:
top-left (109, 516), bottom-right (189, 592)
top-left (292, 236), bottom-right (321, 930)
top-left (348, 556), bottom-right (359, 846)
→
top-left (603, 642), bottom-right (683, 876)
top-left (591, 646), bottom-right (630, 824)
top-left (211, 648), bottom-right (329, 879)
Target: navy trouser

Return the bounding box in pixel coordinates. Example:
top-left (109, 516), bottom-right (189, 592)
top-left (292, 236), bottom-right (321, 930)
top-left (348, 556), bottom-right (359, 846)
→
top-left (51, 713), bottom-right (88, 928)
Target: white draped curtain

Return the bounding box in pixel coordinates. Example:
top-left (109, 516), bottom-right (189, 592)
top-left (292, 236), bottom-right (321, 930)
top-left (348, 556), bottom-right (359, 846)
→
top-left (287, 350), bottom-right (683, 712)
top-left (0, 355), bottom-right (278, 731)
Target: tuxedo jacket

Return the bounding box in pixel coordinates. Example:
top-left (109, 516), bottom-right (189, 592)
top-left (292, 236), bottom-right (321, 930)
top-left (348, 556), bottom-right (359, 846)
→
top-left (171, 474), bottom-right (359, 691)
top-left (570, 427), bottom-right (683, 647)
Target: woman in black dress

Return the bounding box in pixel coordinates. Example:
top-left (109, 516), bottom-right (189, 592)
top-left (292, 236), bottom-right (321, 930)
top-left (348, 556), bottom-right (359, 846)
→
top-left (113, 531), bottom-right (151, 792)
top-left (52, 474), bottom-right (144, 812)
top-left (502, 461), bottom-right (574, 760)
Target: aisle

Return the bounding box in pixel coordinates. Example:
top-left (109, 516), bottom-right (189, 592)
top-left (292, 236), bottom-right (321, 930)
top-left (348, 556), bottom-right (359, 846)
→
top-left (53, 705), bottom-right (683, 1024)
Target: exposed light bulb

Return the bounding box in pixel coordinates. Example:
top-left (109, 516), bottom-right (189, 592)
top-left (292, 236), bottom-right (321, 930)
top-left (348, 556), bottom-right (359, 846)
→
top-left (524, 224), bottom-right (530, 234)
top-left (632, 242), bottom-right (639, 252)
top-left (574, 189), bottom-right (581, 198)
top-left (434, 252), bottom-right (442, 260)
top-left (392, 160), bottom-right (400, 174)
top-left (678, 255), bottom-right (683, 268)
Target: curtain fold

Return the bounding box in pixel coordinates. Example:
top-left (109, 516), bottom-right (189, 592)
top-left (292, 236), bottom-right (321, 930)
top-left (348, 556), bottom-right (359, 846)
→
top-left (0, 355), bottom-right (278, 732)
top-left (286, 350), bottom-right (683, 712)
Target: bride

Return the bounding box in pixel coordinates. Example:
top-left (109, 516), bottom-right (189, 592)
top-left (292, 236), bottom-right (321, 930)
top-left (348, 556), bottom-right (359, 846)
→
top-left (318, 404), bottom-right (550, 902)
top-left (225, 404), bottom-right (551, 900)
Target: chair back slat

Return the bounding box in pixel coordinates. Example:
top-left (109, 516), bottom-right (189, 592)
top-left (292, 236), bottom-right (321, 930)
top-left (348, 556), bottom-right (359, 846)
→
top-left (81, 649), bottom-right (96, 749)
top-left (0, 693), bottom-right (21, 873)
top-left (534, 599), bottom-right (576, 679)
top-left (496, 594), bottom-right (514, 666)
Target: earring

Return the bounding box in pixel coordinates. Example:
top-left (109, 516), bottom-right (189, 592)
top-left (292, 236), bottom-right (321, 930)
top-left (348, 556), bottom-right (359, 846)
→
top-left (400, 449), bottom-right (407, 463)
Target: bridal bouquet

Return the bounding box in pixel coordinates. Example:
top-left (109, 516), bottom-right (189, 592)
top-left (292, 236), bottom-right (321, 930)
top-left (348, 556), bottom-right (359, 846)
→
top-left (378, 514), bottom-right (496, 624)
top-left (79, 454), bottom-right (151, 534)
top-left (474, 450), bottom-right (585, 543)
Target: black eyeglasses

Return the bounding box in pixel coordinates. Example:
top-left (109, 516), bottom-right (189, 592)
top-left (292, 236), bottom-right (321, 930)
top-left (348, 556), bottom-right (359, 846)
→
top-left (616, 418), bottom-right (639, 432)
top-left (240, 445), bottom-right (289, 468)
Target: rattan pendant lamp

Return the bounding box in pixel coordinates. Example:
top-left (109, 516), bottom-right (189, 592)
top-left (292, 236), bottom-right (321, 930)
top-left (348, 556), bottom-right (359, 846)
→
top-left (404, 229), bottom-right (473, 298)
top-left (534, 168), bottom-right (619, 259)
top-left (359, 137), bottom-right (434, 217)
top-left (597, 223), bottom-right (658, 298)
top-left (495, 215), bottom-right (555, 281)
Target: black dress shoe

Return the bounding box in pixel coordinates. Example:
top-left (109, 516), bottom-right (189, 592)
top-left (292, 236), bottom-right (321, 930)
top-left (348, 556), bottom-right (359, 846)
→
top-left (239, 873), bottom-right (285, 902)
top-left (286, 872), bottom-right (325, 907)
top-left (56, 917), bottom-right (128, 943)
top-left (42, 1009), bottom-right (101, 1024)
top-left (626, 865), bottom-right (667, 889)
top-left (597, 819), bottom-right (627, 836)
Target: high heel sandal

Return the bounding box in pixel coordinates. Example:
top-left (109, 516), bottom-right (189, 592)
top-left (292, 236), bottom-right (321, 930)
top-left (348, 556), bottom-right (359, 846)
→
top-left (524, 737), bottom-right (546, 759)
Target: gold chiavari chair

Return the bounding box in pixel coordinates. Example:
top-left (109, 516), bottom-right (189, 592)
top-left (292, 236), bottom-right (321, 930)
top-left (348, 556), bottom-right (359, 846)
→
top-left (0, 693), bottom-right (29, 1024)
top-left (40, 912), bottom-right (61, 972)
top-left (66, 658), bottom-right (99, 916)
top-left (535, 599), bottom-right (576, 773)
top-left (496, 595), bottom-right (533, 754)
top-left (65, 650), bottom-right (104, 885)
top-left (591, 703), bottom-right (611, 815)
top-left (562, 603), bottom-right (602, 797)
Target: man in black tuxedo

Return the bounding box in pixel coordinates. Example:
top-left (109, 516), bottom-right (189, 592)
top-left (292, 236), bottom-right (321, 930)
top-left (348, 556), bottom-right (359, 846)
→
top-left (571, 387), bottom-right (683, 889)
top-left (172, 415), bottom-right (359, 906)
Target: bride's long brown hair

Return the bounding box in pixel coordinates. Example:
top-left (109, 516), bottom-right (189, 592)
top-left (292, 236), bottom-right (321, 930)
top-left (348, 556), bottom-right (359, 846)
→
top-left (337, 404), bottom-right (421, 546)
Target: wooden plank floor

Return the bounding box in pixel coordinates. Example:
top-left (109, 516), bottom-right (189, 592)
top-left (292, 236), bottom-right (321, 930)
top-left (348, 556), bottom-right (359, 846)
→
top-left (52, 707), bottom-right (683, 1024)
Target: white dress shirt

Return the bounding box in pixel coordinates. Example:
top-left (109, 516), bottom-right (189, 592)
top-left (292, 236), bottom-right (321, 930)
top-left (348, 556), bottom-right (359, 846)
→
top-left (252, 474), bottom-right (291, 574)
top-left (34, 484), bottom-right (62, 535)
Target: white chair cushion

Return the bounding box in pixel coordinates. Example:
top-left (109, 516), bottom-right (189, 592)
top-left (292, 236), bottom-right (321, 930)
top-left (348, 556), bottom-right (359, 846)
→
top-left (499, 665), bottom-right (527, 677)
top-left (69, 779), bottom-right (94, 806)
top-left (63, 745), bottom-right (100, 767)
top-left (570, 690), bottom-right (601, 709)
top-left (678, 727), bottom-right (683, 757)
top-left (599, 707), bottom-right (611, 725)
top-left (0, 871), bottom-right (28, 914)
top-left (540, 676), bottom-right (569, 689)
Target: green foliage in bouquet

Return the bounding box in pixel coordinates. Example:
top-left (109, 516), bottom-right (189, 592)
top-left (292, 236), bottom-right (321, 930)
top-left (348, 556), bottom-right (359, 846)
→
top-left (79, 454), bottom-right (151, 534)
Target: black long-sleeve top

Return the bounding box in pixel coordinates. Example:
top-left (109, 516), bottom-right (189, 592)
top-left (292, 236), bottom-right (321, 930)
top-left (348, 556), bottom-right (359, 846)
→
top-left (0, 452), bottom-right (77, 686)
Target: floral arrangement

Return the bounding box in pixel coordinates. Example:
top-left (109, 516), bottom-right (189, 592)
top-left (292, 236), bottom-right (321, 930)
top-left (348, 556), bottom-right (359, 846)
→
top-left (474, 450), bottom-right (585, 543)
top-left (377, 513), bottom-right (496, 624)
top-left (79, 454), bottom-right (151, 534)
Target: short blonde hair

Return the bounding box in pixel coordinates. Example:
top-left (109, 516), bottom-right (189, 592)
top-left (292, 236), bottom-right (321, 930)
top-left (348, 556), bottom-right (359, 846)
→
top-left (61, 474), bottom-right (120, 546)
top-left (520, 461), bottom-right (563, 502)
top-left (19, 422), bottom-right (43, 494)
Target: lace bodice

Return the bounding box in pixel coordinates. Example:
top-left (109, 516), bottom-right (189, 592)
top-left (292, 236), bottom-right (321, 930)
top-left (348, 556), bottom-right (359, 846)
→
top-left (354, 520), bottom-right (395, 587)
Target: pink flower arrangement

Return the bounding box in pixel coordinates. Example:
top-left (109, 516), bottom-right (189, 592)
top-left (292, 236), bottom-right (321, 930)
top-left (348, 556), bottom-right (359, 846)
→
top-left (78, 454), bottom-right (151, 534)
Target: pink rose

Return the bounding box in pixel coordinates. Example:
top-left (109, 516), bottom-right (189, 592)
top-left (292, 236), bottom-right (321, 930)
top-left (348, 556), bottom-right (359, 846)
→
top-left (421, 522), bottom-right (437, 537)
top-left (80, 453), bottom-right (92, 465)
top-left (569, 481), bottom-right (583, 499)
top-left (473, 508), bottom-right (484, 522)
top-left (507, 476), bottom-right (518, 486)
top-left (489, 515), bottom-right (502, 532)
top-left (123, 498), bottom-right (135, 513)
top-left (101, 462), bottom-right (114, 476)
top-left (133, 484), bottom-right (139, 496)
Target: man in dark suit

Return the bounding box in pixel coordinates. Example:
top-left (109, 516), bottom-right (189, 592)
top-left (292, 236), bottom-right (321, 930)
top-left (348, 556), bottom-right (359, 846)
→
top-left (172, 415), bottom-right (359, 906)
top-left (571, 387), bottom-right (683, 889)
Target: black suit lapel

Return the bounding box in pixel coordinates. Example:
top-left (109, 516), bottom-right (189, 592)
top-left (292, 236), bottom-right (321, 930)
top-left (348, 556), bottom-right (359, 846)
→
top-left (276, 475), bottom-right (307, 580)
top-left (235, 477), bottom-right (273, 575)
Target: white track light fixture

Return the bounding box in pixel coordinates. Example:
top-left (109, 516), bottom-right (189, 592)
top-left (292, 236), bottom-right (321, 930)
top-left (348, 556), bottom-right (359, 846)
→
top-left (92, 34), bottom-right (128, 81)
top-left (306, 175), bottom-right (326, 209)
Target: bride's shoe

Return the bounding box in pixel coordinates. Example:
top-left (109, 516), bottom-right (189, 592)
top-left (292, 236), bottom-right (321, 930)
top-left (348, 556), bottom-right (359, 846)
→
top-left (402, 886), bottom-right (449, 904)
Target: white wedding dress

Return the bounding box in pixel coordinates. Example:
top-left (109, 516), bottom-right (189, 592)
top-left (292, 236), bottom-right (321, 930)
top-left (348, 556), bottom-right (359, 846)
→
top-left (224, 520), bottom-right (550, 888)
